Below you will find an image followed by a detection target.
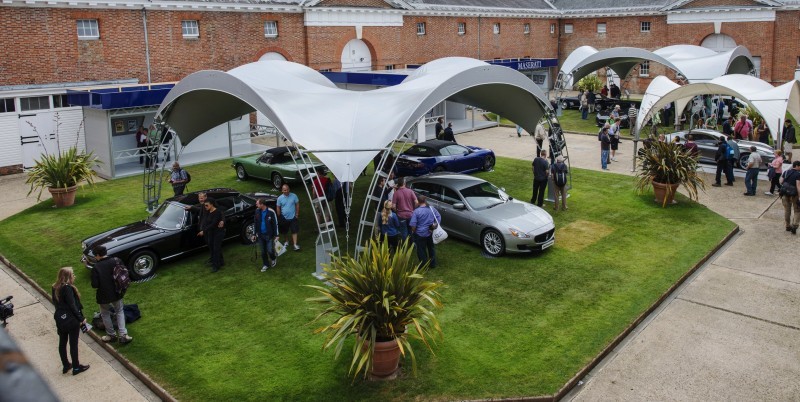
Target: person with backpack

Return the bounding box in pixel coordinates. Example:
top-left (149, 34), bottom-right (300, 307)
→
top-left (168, 162), bottom-right (190, 196)
top-left (90, 245), bottom-right (133, 344)
top-left (551, 156), bottom-right (569, 211)
top-left (712, 137), bottom-right (732, 187)
top-left (726, 135), bottom-right (740, 183)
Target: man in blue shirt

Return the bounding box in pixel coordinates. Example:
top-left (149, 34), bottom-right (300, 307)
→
top-left (276, 184), bottom-right (301, 251)
top-left (254, 198), bottom-right (279, 271)
top-left (409, 196), bottom-right (441, 269)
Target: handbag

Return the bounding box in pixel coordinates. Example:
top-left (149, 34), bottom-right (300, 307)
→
top-left (54, 309), bottom-right (79, 332)
top-left (429, 207), bottom-right (448, 245)
top-left (767, 166), bottom-right (776, 180)
top-left (274, 238), bottom-right (287, 257)
top-left (779, 171), bottom-right (799, 197)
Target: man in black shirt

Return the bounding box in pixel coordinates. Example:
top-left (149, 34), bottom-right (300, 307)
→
top-left (198, 198), bottom-right (225, 272)
top-left (781, 161), bottom-right (800, 234)
top-left (441, 122), bottom-right (456, 142)
top-left (531, 150), bottom-right (549, 207)
top-left (783, 120), bottom-right (796, 163)
top-left (434, 117), bottom-right (444, 140)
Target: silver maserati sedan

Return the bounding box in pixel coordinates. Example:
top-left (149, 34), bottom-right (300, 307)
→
top-left (406, 173), bottom-right (555, 257)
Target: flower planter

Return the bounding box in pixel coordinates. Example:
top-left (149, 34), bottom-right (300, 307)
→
top-left (652, 181), bottom-right (679, 207)
top-left (369, 338), bottom-right (401, 380)
top-left (48, 185), bottom-right (78, 208)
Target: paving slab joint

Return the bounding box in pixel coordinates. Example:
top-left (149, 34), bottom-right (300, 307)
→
top-left (0, 254), bottom-right (177, 402)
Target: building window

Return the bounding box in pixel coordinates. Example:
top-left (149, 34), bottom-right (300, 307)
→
top-left (319, 68), bottom-right (332, 72)
top-left (597, 23), bottom-right (607, 34)
top-left (458, 22), bottom-right (466, 35)
top-left (53, 95), bottom-right (70, 108)
top-left (0, 98), bottom-right (15, 113)
top-left (796, 56), bottom-right (800, 69)
top-left (417, 22), bottom-right (426, 35)
top-left (524, 23), bottom-right (530, 34)
top-left (641, 21), bottom-right (651, 32)
top-left (181, 20), bottom-right (199, 38)
top-left (20, 96), bottom-right (50, 112)
top-left (76, 19), bottom-right (99, 39)
top-left (550, 23), bottom-right (555, 34)
top-left (639, 61), bottom-right (650, 76)
top-left (264, 21), bottom-right (278, 37)
top-left (493, 23), bottom-right (501, 34)
top-left (385, 65), bottom-right (394, 70)
top-left (752, 56), bottom-right (761, 78)
top-left (564, 24), bottom-right (573, 34)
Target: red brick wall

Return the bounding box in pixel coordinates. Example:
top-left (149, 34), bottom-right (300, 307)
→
top-left (771, 11), bottom-right (800, 83)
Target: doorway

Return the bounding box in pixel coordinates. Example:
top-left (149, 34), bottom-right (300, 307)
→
top-left (341, 39), bottom-right (372, 72)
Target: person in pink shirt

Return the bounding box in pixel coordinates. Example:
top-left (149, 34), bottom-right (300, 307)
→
top-left (766, 150), bottom-right (784, 196)
top-left (733, 115), bottom-right (752, 141)
top-left (391, 176), bottom-right (418, 239)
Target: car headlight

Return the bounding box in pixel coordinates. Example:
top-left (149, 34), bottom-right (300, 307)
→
top-left (508, 227), bottom-right (531, 238)
top-left (81, 241), bottom-right (87, 251)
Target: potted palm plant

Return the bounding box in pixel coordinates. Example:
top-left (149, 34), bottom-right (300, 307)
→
top-left (25, 146), bottom-right (100, 207)
top-left (635, 137), bottom-right (705, 207)
top-left (306, 238), bottom-right (444, 381)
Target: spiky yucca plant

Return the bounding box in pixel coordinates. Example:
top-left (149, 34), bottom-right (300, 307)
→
top-left (25, 146), bottom-right (100, 201)
top-left (635, 138), bottom-right (705, 207)
top-left (306, 238), bottom-right (444, 380)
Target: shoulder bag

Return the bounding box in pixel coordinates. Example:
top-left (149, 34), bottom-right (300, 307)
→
top-left (429, 207), bottom-right (448, 244)
top-left (779, 171), bottom-right (799, 197)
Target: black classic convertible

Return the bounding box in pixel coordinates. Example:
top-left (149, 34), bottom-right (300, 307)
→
top-left (81, 188), bottom-right (275, 279)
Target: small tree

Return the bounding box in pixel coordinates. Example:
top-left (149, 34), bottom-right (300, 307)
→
top-left (577, 74), bottom-right (602, 92)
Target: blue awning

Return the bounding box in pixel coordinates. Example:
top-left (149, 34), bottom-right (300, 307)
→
top-left (67, 83), bottom-right (175, 110)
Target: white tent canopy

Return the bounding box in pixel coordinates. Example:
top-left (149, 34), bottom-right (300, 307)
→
top-left (155, 57), bottom-right (553, 182)
top-left (559, 45), bottom-right (754, 87)
top-left (636, 75), bottom-right (800, 140)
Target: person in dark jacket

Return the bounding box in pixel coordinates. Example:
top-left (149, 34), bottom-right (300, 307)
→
top-left (441, 122), bottom-right (456, 142)
top-left (254, 198), bottom-right (279, 272)
top-left (52, 267), bottom-right (90, 376)
top-left (198, 198), bottom-right (225, 272)
top-left (711, 138), bottom-right (731, 187)
top-left (91, 245), bottom-right (132, 344)
top-left (783, 120), bottom-right (796, 163)
top-left (185, 192), bottom-right (223, 263)
top-left (531, 149), bottom-right (550, 207)
top-left (600, 128), bottom-right (611, 170)
top-left (434, 117), bottom-right (444, 139)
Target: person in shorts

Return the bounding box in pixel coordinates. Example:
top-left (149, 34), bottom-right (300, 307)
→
top-left (276, 184), bottom-right (301, 251)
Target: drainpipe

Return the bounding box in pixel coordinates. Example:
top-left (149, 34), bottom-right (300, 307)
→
top-left (477, 15), bottom-right (481, 60)
top-left (142, 8), bottom-right (152, 83)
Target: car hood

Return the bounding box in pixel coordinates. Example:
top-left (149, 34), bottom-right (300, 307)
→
top-left (83, 221), bottom-right (166, 252)
top-left (738, 140), bottom-right (774, 155)
top-left (479, 200), bottom-right (554, 233)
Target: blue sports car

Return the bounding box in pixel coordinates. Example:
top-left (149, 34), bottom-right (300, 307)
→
top-left (394, 140), bottom-right (495, 176)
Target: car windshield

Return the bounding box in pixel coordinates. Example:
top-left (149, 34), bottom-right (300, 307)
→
top-left (146, 202), bottom-right (186, 230)
top-left (460, 182), bottom-right (508, 210)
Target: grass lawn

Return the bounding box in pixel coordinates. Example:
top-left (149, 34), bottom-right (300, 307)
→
top-left (0, 157), bottom-right (734, 401)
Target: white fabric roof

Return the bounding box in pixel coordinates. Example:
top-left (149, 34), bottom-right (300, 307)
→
top-left (559, 45), bottom-right (754, 87)
top-left (636, 75), bottom-right (800, 140)
top-left (156, 57), bottom-right (552, 182)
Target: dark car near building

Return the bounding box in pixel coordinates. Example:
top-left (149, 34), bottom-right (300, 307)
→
top-left (664, 129), bottom-right (775, 170)
top-left (394, 140), bottom-right (495, 177)
top-left (80, 188), bottom-right (275, 279)
top-left (596, 108), bottom-right (631, 129)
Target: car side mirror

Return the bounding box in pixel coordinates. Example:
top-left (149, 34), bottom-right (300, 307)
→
top-left (453, 202), bottom-right (466, 210)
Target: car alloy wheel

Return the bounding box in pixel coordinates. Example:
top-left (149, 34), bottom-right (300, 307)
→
top-left (272, 173), bottom-right (284, 190)
top-left (481, 229), bottom-right (505, 257)
top-left (738, 153), bottom-right (750, 170)
top-left (236, 165), bottom-right (248, 180)
top-left (561, 101), bottom-right (569, 110)
top-left (128, 250), bottom-right (158, 279)
top-left (242, 221), bottom-right (256, 244)
top-left (483, 155), bottom-right (495, 171)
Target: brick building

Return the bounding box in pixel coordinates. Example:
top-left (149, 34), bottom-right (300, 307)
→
top-left (1, 0), bottom-right (799, 174)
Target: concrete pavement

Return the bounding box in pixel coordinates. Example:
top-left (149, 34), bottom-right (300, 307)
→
top-left (1, 126), bottom-right (797, 401)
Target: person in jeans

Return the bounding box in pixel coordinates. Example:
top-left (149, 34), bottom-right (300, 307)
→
top-left (599, 127), bottom-right (611, 170)
top-left (531, 150), bottom-right (549, 207)
top-left (766, 150), bottom-right (784, 196)
top-left (392, 176), bottom-right (418, 240)
top-left (379, 200), bottom-right (401, 253)
top-left (409, 196), bottom-right (441, 268)
top-left (52, 267), bottom-right (90, 375)
top-left (712, 137), bottom-right (731, 187)
top-left (91, 245), bottom-right (133, 344)
top-left (168, 162), bottom-right (189, 196)
top-left (780, 161), bottom-right (800, 234)
top-left (743, 146), bottom-right (763, 196)
top-left (254, 198), bottom-right (278, 272)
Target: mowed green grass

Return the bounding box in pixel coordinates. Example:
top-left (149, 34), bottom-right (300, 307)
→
top-left (0, 157), bottom-right (734, 400)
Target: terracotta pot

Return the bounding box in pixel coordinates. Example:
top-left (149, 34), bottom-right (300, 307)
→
top-left (652, 181), bottom-right (679, 206)
top-left (369, 338), bottom-right (401, 379)
top-left (48, 185), bottom-right (78, 208)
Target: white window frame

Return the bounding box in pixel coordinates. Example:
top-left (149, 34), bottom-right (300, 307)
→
top-left (76, 19), bottom-right (99, 40)
top-left (181, 20), bottom-right (199, 38)
top-left (493, 23), bottom-right (501, 34)
top-left (0, 98), bottom-right (15, 114)
top-left (564, 24), bottom-right (573, 34)
top-left (639, 61), bottom-right (650, 77)
top-left (524, 23), bottom-right (530, 34)
top-left (385, 65), bottom-right (394, 70)
top-left (52, 94), bottom-right (71, 109)
top-left (597, 23), bottom-right (607, 34)
top-left (458, 22), bottom-right (466, 35)
top-left (417, 22), bottom-right (426, 35)
top-left (640, 21), bottom-right (651, 33)
top-left (264, 21), bottom-right (278, 38)
top-left (550, 24), bottom-right (555, 34)
top-left (20, 96), bottom-right (51, 112)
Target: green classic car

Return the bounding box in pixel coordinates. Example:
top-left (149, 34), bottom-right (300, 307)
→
top-left (232, 146), bottom-right (326, 189)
